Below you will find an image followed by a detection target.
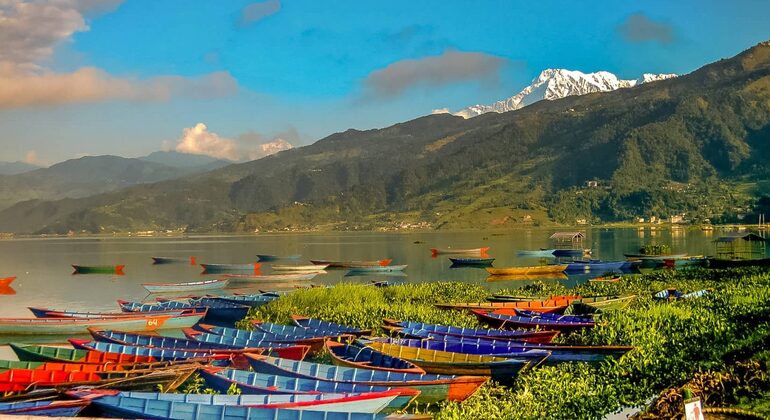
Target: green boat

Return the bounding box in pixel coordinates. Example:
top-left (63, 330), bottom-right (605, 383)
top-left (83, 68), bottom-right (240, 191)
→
top-left (72, 264), bottom-right (125, 275)
top-left (0, 359), bottom-right (46, 371)
top-left (10, 343), bottom-right (92, 363)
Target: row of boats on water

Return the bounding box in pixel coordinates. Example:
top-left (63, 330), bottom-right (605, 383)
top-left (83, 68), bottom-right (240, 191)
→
top-left (0, 293), bottom-right (638, 419)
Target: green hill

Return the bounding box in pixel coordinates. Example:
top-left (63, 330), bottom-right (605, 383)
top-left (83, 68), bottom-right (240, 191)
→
top-left (2, 41), bottom-right (770, 233)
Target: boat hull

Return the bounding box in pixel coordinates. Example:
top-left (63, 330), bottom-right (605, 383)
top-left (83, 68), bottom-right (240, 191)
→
top-left (142, 279), bottom-right (228, 293)
top-left (72, 264), bottom-right (124, 274)
top-left (0, 313), bottom-right (203, 334)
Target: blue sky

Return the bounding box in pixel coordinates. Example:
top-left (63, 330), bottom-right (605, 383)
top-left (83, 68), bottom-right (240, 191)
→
top-left (0, 0), bottom-right (769, 165)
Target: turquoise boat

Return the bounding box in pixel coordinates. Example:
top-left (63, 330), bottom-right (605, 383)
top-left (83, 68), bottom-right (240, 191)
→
top-left (0, 312), bottom-right (203, 335)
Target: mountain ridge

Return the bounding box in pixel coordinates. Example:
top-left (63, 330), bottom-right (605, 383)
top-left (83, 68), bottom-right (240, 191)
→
top-left (0, 41), bottom-right (769, 233)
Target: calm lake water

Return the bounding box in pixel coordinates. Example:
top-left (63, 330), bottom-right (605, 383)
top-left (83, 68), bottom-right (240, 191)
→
top-left (0, 227), bottom-right (748, 356)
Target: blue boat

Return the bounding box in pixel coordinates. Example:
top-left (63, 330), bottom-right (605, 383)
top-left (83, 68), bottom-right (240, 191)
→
top-left (256, 254), bottom-right (302, 262)
top-left (200, 368), bottom-right (396, 395)
top-left (291, 316), bottom-right (373, 336)
top-left (552, 249), bottom-right (588, 257)
top-left (118, 298), bottom-right (250, 322)
top-left (564, 260), bottom-right (637, 273)
top-left (472, 310), bottom-right (595, 333)
top-left (88, 394), bottom-right (400, 420)
top-left (89, 329), bottom-right (266, 352)
top-left (69, 339), bottom-right (230, 362)
top-left (186, 329), bottom-right (321, 356)
top-left (0, 400), bottom-right (89, 417)
top-left (371, 337), bottom-right (632, 364)
top-left (204, 294), bottom-right (277, 308)
top-left (251, 321), bottom-right (353, 339)
top-left (382, 319), bottom-right (558, 343)
top-left (512, 310), bottom-right (596, 323)
top-left (448, 257), bottom-right (495, 266)
top-left (653, 289), bottom-right (710, 300)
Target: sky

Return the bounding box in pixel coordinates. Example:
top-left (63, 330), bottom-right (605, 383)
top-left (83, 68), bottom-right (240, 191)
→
top-left (0, 0), bottom-right (769, 165)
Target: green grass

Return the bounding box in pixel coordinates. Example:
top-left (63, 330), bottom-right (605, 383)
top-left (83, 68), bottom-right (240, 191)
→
top-left (244, 267), bottom-right (770, 419)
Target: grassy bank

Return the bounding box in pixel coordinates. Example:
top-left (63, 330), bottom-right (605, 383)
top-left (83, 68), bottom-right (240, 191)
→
top-left (242, 267), bottom-right (770, 419)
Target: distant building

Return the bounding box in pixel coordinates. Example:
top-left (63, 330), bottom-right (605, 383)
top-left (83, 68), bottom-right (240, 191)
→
top-left (637, 217), bottom-right (645, 223)
top-left (586, 181), bottom-right (599, 188)
top-left (576, 218), bottom-right (588, 225)
top-left (669, 213), bottom-right (686, 224)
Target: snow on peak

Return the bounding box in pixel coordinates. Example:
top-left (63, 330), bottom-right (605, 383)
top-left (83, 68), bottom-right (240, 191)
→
top-left (451, 69), bottom-right (677, 119)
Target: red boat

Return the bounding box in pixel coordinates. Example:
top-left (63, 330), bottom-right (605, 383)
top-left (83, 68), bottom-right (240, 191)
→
top-left (0, 369), bottom-right (101, 392)
top-left (0, 276), bottom-right (15, 287)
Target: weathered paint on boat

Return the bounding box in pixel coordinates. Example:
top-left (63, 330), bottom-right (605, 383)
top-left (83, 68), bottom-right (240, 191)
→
top-left (246, 354), bottom-right (487, 403)
top-left (0, 312), bottom-right (203, 334)
top-left (10, 343), bottom-right (165, 365)
top-left (473, 310), bottom-right (595, 333)
top-left (381, 320), bottom-right (558, 344)
top-left (309, 259), bottom-right (392, 268)
top-left (431, 247), bottom-right (489, 256)
top-left (362, 341), bottom-right (544, 382)
top-left (200, 263), bottom-right (262, 274)
top-left (184, 329), bottom-right (318, 357)
top-left (28, 307), bottom-right (204, 319)
top-left (375, 337), bottom-right (632, 364)
top-left (0, 368), bottom-right (101, 392)
top-left (291, 315), bottom-right (373, 336)
top-left (88, 394), bottom-right (404, 419)
top-left (448, 257), bottom-right (495, 266)
top-left (72, 264), bottom-right (125, 275)
top-left (486, 265), bottom-right (568, 275)
top-left (142, 278), bottom-right (229, 293)
top-left (69, 339), bottom-right (233, 363)
top-left (325, 341), bottom-right (426, 375)
top-left (82, 389), bottom-right (406, 414)
top-left (0, 400), bottom-right (89, 417)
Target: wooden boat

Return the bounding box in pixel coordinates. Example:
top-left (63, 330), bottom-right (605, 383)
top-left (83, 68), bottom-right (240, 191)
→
top-left (9, 343), bottom-right (208, 365)
top-left (0, 358), bottom-right (191, 374)
top-left (87, 393), bottom-right (409, 419)
top-left (81, 389), bottom-right (409, 414)
top-left (0, 312), bottom-right (203, 335)
top-left (486, 265), bottom-right (568, 275)
top-left (0, 400), bottom-right (89, 417)
top-left (204, 293), bottom-right (278, 308)
top-left (68, 339), bottom-right (233, 363)
top-left (486, 273), bottom-right (569, 281)
top-left (435, 298), bottom-right (571, 313)
top-left (448, 257), bottom-right (495, 266)
top-left (142, 278), bottom-right (229, 293)
top-left (552, 249), bottom-right (590, 257)
top-left (363, 341), bottom-right (543, 382)
top-left (588, 275), bottom-right (622, 283)
top-left (224, 272), bottom-right (319, 283)
top-left (151, 256), bottom-right (196, 265)
top-left (565, 260), bottom-right (636, 273)
top-left (250, 321), bottom-right (352, 341)
top-left (256, 254), bottom-right (301, 262)
top-left (310, 259), bottom-right (392, 268)
top-left (347, 265), bottom-right (407, 273)
top-left (90, 329), bottom-right (263, 354)
top-left (272, 264), bottom-right (328, 272)
top-left (184, 329), bottom-right (320, 357)
top-left (199, 263), bottom-right (261, 274)
top-left (487, 294), bottom-right (582, 303)
top-left (118, 298), bottom-right (248, 322)
top-left (431, 247), bottom-right (489, 256)
top-left (72, 264), bottom-right (124, 275)
top-left (472, 310), bottom-right (595, 333)
top-left (201, 367), bottom-right (396, 396)
top-left (0, 276), bottom-right (15, 287)
top-left (374, 337), bottom-right (633, 365)
top-left (0, 368), bottom-right (101, 392)
top-left (517, 249), bottom-right (556, 257)
top-left (245, 353), bottom-right (488, 402)
top-left (624, 253), bottom-right (688, 261)
top-left (291, 315), bottom-right (373, 336)
top-left (707, 258), bottom-right (770, 268)
top-left (27, 307), bottom-right (204, 319)
top-left (439, 295), bottom-right (636, 312)
top-left (381, 319), bottom-right (558, 343)
top-left (325, 341), bottom-right (426, 374)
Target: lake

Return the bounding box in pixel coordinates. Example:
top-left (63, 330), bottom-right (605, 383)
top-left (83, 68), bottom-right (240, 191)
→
top-left (0, 227), bottom-right (742, 356)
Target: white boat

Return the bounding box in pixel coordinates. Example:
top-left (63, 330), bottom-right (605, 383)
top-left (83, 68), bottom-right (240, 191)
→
top-left (272, 264), bottom-right (329, 273)
top-left (346, 265), bottom-right (407, 273)
top-left (142, 279), bottom-right (229, 293)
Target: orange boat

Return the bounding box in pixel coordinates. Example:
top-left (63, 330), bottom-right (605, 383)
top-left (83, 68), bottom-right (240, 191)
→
top-left (436, 298), bottom-right (572, 313)
top-left (0, 276), bottom-right (15, 287)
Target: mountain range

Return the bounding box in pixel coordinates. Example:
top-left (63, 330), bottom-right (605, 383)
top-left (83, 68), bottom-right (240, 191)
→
top-left (0, 161), bottom-right (41, 175)
top-left (447, 69), bottom-right (677, 118)
top-left (0, 41), bottom-right (769, 233)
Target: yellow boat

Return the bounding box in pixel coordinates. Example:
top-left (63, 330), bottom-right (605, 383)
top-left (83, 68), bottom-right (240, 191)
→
top-left (486, 265), bottom-right (568, 276)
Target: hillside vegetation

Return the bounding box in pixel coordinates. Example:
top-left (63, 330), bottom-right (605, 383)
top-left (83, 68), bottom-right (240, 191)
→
top-left (1, 42), bottom-right (770, 233)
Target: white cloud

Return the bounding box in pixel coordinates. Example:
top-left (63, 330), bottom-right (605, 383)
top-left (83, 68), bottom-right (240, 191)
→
top-left (431, 108), bottom-right (450, 114)
top-left (0, 0), bottom-right (238, 109)
top-left (174, 123), bottom-right (293, 161)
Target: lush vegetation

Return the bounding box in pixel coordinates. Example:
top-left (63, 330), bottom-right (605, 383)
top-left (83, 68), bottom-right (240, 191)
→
top-left (244, 267), bottom-right (770, 419)
top-left (2, 42), bottom-right (770, 233)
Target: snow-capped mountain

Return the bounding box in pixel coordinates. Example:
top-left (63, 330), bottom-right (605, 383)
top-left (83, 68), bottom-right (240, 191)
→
top-left (445, 69), bottom-right (677, 118)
